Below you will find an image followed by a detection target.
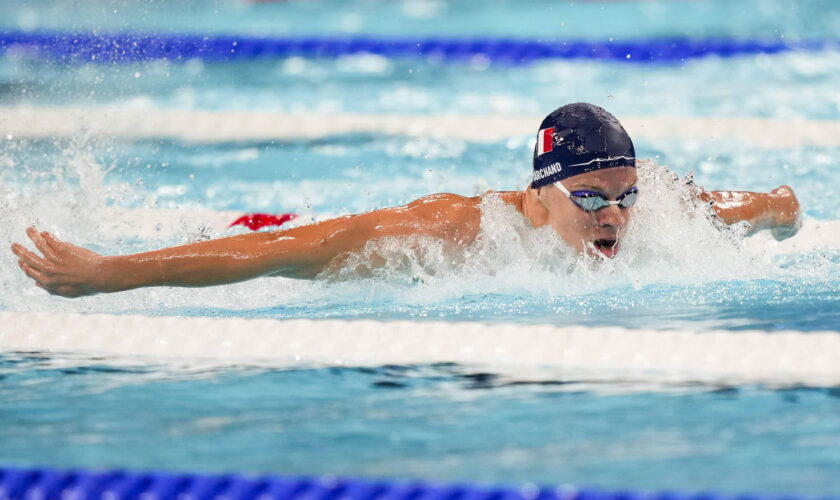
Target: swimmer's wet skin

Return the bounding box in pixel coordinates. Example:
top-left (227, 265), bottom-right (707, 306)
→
top-left (11, 103), bottom-right (802, 299)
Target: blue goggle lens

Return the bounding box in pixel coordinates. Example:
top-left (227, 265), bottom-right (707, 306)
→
top-left (570, 187), bottom-right (639, 211)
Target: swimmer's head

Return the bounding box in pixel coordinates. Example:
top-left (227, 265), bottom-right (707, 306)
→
top-left (524, 103), bottom-right (638, 258)
top-left (531, 102), bottom-right (635, 187)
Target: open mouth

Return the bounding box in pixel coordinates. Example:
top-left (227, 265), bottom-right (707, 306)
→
top-left (593, 239), bottom-right (619, 258)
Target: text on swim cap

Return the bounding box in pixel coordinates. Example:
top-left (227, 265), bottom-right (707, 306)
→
top-left (533, 162), bottom-right (562, 181)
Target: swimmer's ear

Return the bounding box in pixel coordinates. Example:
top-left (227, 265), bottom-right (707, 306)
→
top-left (524, 186), bottom-right (550, 227)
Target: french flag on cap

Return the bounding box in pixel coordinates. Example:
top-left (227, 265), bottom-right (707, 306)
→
top-left (537, 127), bottom-right (555, 156)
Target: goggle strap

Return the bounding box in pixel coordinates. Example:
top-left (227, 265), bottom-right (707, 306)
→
top-left (553, 181), bottom-right (573, 197)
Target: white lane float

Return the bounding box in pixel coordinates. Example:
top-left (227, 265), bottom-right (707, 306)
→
top-left (1, 312), bottom-right (839, 387)
top-left (3, 106), bottom-right (840, 148)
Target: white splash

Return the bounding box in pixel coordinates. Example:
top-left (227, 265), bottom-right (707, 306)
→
top-left (322, 161), bottom-right (781, 302)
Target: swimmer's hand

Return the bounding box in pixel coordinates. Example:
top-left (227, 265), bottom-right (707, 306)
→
top-left (703, 185), bottom-right (801, 241)
top-left (11, 228), bottom-right (108, 298)
top-left (768, 185), bottom-right (801, 241)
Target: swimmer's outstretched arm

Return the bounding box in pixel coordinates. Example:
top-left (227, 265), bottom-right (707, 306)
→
top-left (701, 185), bottom-right (801, 240)
top-left (11, 194), bottom-right (480, 298)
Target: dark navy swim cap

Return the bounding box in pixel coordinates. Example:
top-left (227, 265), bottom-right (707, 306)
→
top-left (531, 103), bottom-right (635, 189)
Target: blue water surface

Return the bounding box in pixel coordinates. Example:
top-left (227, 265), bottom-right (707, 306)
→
top-left (2, 355), bottom-right (840, 496)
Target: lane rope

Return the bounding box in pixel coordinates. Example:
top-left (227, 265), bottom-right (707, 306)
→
top-left (3, 107), bottom-right (840, 148)
top-left (2, 311), bottom-right (840, 387)
top-left (0, 466), bottom-right (814, 500)
top-left (0, 31), bottom-right (836, 64)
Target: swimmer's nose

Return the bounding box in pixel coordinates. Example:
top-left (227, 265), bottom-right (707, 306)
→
top-left (597, 204), bottom-right (627, 229)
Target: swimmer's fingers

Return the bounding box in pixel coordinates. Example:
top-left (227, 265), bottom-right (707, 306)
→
top-left (11, 242), bottom-right (51, 273)
top-left (769, 185), bottom-right (802, 241)
top-left (18, 259), bottom-right (79, 297)
top-left (13, 230), bottom-right (97, 299)
top-left (25, 227), bottom-right (58, 261)
top-left (41, 230), bottom-right (69, 250)
top-left (40, 231), bottom-right (72, 261)
top-left (42, 230), bottom-right (102, 263)
top-left (18, 260), bottom-right (49, 286)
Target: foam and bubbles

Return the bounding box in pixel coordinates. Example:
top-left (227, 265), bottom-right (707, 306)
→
top-left (321, 161), bottom-right (781, 302)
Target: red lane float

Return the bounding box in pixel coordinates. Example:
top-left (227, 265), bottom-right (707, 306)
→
top-left (229, 213), bottom-right (297, 231)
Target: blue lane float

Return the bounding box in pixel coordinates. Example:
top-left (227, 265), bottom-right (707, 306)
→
top-left (0, 31), bottom-right (835, 64)
top-left (0, 466), bottom-right (827, 500)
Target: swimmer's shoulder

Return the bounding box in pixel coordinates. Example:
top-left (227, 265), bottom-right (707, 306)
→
top-left (403, 193), bottom-right (482, 244)
top-left (407, 190), bottom-right (522, 207)
top-left (402, 191), bottom-right (524, 244)
top-left (406, 190), bottom-right (524, 217)
top-left (496, 190), bottom-right (525, 213)
top-left (405, 192), bottom-right (481, 221)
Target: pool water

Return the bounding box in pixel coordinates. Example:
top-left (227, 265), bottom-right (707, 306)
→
top-left (2, 0), bottom-right (839, 39)
top-left (3, 355), bottom-right (840, 496)
top-left (2, 0), bottom-right (840, 495)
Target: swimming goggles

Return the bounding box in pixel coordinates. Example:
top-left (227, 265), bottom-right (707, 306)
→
top-left (553, 181), bottom-right (639, 212)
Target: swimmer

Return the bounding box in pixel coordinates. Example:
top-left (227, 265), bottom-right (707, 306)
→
top-left (11, 102), bottom-right (801, 298)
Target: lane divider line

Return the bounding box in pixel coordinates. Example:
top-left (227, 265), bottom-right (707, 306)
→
top-left (1, 32), bottom-right (835, 64)
top-left (0, 465), bottom-right (815, 500)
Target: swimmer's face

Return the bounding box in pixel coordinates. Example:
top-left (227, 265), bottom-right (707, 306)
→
top-left (535, 167), bottom-right (637, 258)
